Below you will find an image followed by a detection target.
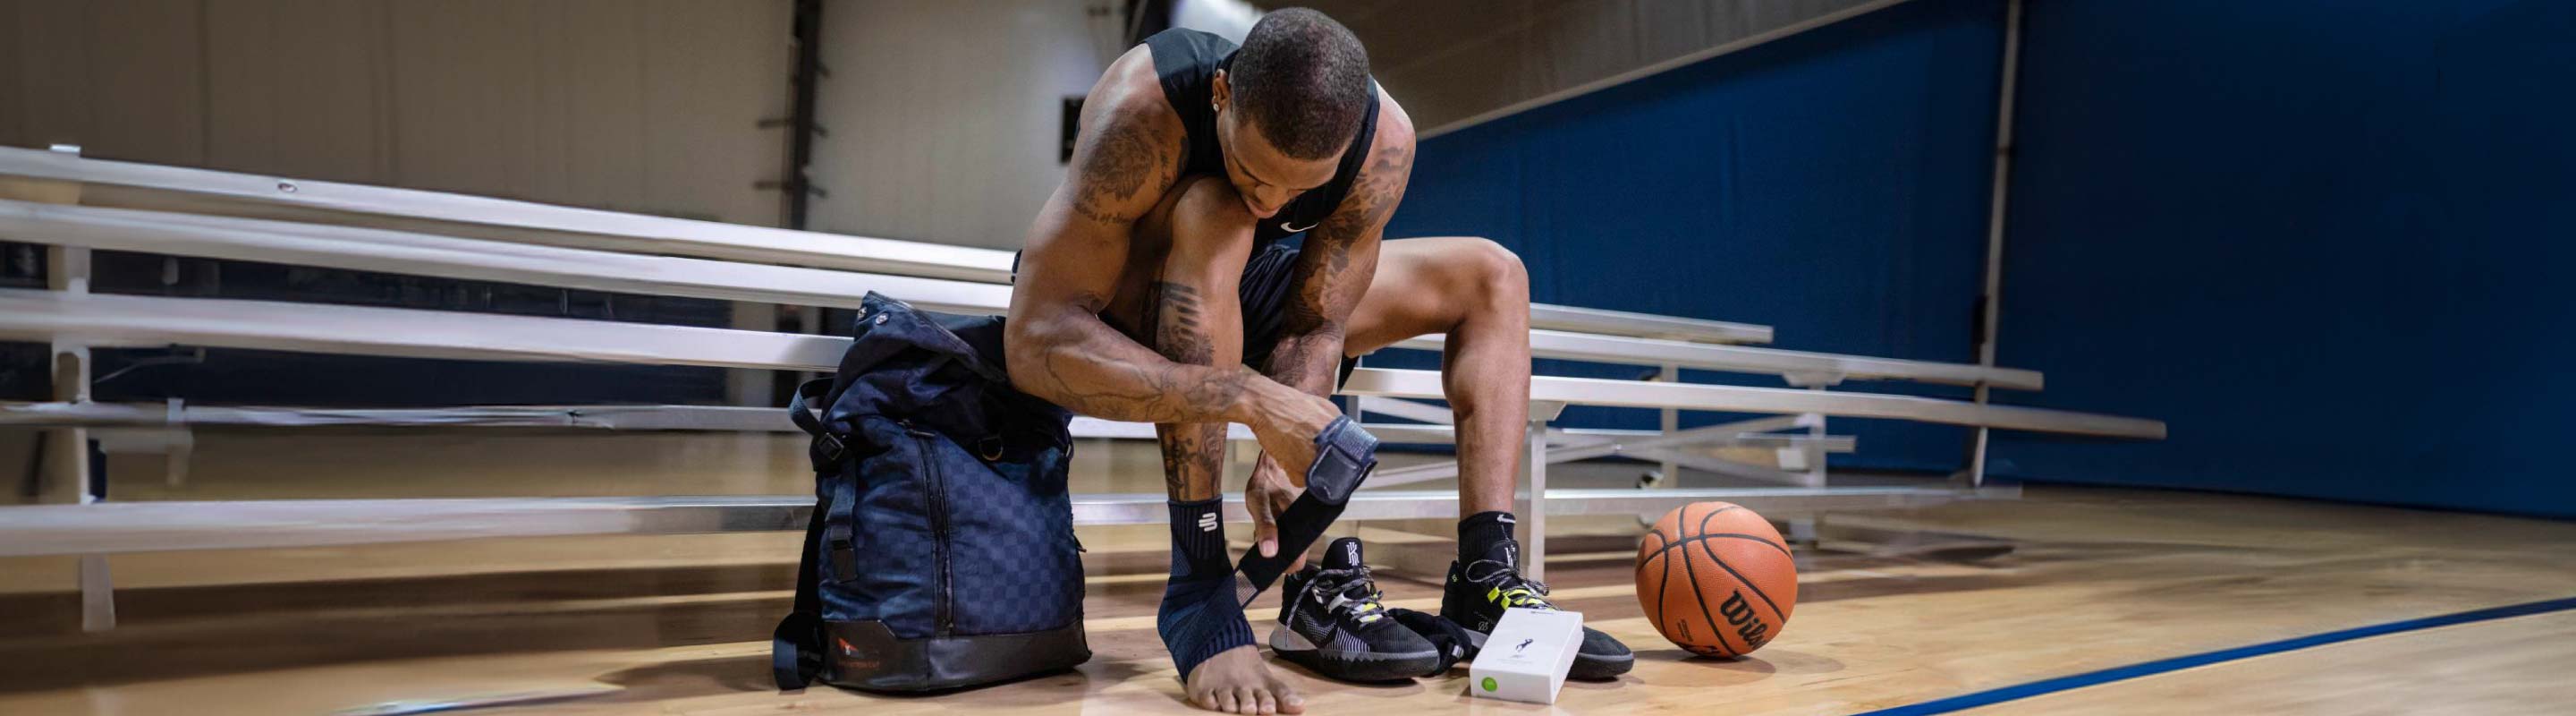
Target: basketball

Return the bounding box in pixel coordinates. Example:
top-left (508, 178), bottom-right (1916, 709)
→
top-left (1636, 502), bottom-right (1799, 657)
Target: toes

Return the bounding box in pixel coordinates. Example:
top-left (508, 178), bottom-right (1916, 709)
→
top-left (1256, 688), bottom-right (1278, 714)
top-left (1272, 680), bottom-right (1305, 713)
top-left (1213, 689), bottom-right (1239, 713)
top-left (1234, 686), bottom-right (1259, 713)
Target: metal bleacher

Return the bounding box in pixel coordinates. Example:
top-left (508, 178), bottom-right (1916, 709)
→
top-left (0, 145), bottom-right (2163, 631)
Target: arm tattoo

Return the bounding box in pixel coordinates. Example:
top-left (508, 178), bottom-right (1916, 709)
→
top-left (1266, 137), bottom-right (1413, 395)
top-left (1069, 108), bottom-right (1174, 225)
top-left (1020, 290), bottom-right (1249, 426)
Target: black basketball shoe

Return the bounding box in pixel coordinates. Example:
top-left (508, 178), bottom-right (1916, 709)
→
top-left (1269, 537), bottom-right (1443, 682)
top-left (1439, 538), bottom-right (1635, 679)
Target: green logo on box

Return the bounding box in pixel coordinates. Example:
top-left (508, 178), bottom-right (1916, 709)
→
top-left (1481, 677), bottom-right (1498, 692)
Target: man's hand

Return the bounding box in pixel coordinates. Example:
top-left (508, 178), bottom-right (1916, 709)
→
top-left (1243, 454), bottom-right (1308, 572)
top-left (1239, 377), bottom-right (1343, 482)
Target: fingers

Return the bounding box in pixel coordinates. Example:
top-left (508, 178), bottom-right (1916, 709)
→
top-left (1249, 490), bottom-right (1279, 558)
top-left (1248, 458), bottom-right (1294, 558)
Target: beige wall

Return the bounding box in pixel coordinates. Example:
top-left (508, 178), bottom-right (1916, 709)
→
top-left (1299, 0), bottom-right (1887, 134)
top-left (805, 0), bottom-right (1129, 251)
top-left (0, 0), bottom-right (792, 227)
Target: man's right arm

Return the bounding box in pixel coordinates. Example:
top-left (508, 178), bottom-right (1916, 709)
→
top-left (1004, 79), bottom-right (1323, 436)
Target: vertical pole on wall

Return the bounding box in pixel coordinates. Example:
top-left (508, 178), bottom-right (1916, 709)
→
top-left (783, 0), bottom-right (826, 230)
top-left (742, 0), bottom-right (827, 409)
top-left (1966, 0), bottom-right (2026, 489)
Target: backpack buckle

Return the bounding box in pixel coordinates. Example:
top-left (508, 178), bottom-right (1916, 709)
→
top-left (812, 433), bottom-right (848, 465)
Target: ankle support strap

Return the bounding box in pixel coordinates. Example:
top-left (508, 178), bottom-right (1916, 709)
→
top-left (1234, 416), bottom-right (1381, 601)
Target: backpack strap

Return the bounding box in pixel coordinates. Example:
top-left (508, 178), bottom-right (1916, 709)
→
top-left (789, 378), bottom-right (846, 471)
top-left (772, 484), bottom-right (831, 690)
top-left (775, 379), bottom-right (839, 690)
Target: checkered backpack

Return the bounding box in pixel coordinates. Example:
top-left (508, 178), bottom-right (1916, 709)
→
top-left (773, 293), bottom-right (1089, 692)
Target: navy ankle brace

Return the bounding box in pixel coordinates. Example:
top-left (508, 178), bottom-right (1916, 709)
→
top-left (1157, 498), bottom-right (1254, 680)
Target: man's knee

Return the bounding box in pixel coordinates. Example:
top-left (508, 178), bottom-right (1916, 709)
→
top-left (1456, 237), bottom-right (1528, 303)
top-left (1164, 175), bottom-right (1257, 267)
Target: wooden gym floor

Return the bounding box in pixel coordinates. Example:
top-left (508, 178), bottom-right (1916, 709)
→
top-left (1, 430), bottom-right (2572, 714)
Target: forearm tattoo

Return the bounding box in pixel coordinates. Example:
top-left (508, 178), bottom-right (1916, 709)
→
top-left (1266, 137), bottom-right (1413, 395)
top-left (1021, 290), bottom-right (1248, 427)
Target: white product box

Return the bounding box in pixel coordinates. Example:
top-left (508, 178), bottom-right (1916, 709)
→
top-left (1467, 608), bottom-right (1583, 704)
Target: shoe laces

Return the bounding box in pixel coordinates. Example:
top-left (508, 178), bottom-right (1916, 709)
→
top-left (1461, 559), bottom-right (1555, 610)
top-left (1307, 566), bottom-right (1390, 624)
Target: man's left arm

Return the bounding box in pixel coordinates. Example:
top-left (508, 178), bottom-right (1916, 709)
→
top-left (1243, 118), bottom-right (1414, 559)
top-left (1266, 141), bottom-right (1411, 401)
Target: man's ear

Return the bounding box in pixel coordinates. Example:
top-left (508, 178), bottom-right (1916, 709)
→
top-left (1210, 69), bottom-right (1231, 112)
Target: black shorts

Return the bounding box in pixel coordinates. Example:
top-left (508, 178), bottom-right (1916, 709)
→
top-left (1019, 244), bottom-right (1358, 387)
top-left (1240, 243), bottom-right (1364, 388)
top-left (1235, 243), bottom-right (1301, 370)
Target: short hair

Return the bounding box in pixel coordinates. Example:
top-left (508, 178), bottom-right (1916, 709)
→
top-left (1229, 8), bottom-right (1371, 160)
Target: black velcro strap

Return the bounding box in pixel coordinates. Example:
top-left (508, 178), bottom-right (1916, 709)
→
top-left (1234, 417), bottom-right (1380, 602)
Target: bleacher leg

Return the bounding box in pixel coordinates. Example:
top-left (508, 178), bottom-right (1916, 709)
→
top-left (18, 148), bottom-right (114, 633)
top-left (1517, 415), bottom-right (1548, 584)
top-left (1966, 426), bottom-right (1991, 489)
top-left (1657, 364), bottom-right (1679, 489)
top-left (1796, 386), bottom-right (1828, 488)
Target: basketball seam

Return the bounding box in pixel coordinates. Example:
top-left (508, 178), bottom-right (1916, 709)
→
top-left (1675, 529), bottom-right (1741, 658)
top-left (1643, 533), bottom-right (1794, 562)
top-left (1697, 537), bottom-right (1788, 623)
top-left (1672, 508), bottom-right (1786, 558)
top-left (1647, 528), bottom-right (1673, 635)
top-left (1693, 505), bottom-right (1790, 627)
top-left (1640, 524), bottom-right (1674, 649)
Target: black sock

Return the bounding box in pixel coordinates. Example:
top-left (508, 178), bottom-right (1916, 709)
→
top-left (1459, 510), bottom-right (1519, 567)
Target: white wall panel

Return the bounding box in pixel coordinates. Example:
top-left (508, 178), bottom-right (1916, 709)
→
top-left (0, 0), bottom-right (791, 227)
top-left (808, 0), bottom-right (1127, 251)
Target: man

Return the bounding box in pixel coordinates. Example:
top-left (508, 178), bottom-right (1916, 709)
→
top-left (1005, 10), bottom-right (1630, 713)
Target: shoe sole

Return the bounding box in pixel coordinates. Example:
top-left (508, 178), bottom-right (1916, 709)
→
top-left (1460, 624), bottom-right (1636, 680)
top-left (1268, 627), bottom-right (1443, 683)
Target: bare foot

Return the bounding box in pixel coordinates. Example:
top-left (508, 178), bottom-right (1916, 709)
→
top-left (1185, 644), bottom-right (1304, 713)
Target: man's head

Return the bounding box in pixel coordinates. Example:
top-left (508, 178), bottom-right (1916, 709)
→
top-left (1210, 8), bottom-right (1370, 219)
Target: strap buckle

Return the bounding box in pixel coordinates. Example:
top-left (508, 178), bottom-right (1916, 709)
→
top-left (812, 432), bottom-right (848, 465)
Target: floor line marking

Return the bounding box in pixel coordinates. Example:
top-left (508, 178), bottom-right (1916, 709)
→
top-left (1852, 595), bottom-right (2576, 716)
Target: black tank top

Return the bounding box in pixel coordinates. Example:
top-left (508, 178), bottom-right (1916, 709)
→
top-left (1145, 28), bottom-right (1379, 248)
